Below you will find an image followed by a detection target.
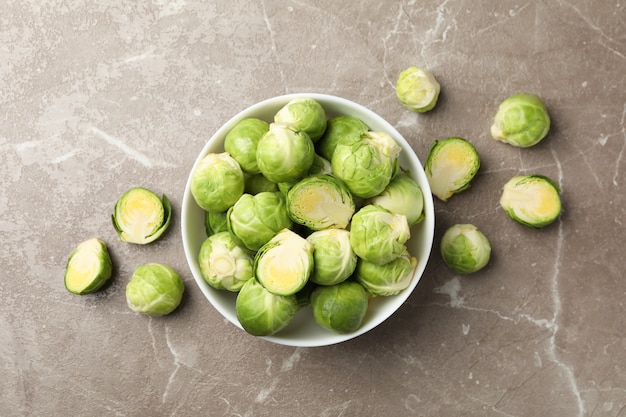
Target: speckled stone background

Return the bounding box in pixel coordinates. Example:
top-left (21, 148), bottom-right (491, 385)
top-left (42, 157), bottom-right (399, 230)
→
top-left (1, 1), bottom-right (624, 416)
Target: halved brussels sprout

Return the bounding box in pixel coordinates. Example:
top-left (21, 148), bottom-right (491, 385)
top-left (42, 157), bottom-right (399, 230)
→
top-left (254, 229), bottom-right (313, 296)
top-left (256, 123), bottom-right (316, 183)
top-left (244, 173), bottom-right (279, 195)
top-left (126, 263), bottom-right (184, 316)
top-left (306, 229), bottom-right (357, 286)
top-left (311, 281), bottom-right (369, 334)
top-left (198, 231), bottom-right (254, 292)
top-left (355, 249), bottom-right (417, 296)
top-left (440, 224), bottom-right (491, 274)
top-left (190, 152), bottom-right (245, 212)
top-left (112, 187), bottom-right (171, 244)
top-left (227, 192), bottom-right (293, 251)
top-left (396, 66), bottom-right (441, 113)
top-left (316, 115), bottom-right (369, 161)
top-left (204, 210), bottom-right (228, 236)
top-left (224, 118), bottom-right (269, 174)
top-left (349, 205), bottom-right (411, 265)
top-left (236, 278), bottom-right (298, 336)
top-left (367, 172), bottom-right (425, 226)
top-left (64, 238), bottom-right (113, 295)
top-left (425, 137), bottom-right (480, 202)
top-left (332, 131), bottom-right (402, 199)
top-left (500, 175), bottom-right (562, 229)
top-left (491, 93), bottom-right (550, 148)
top-left (287, 174), bottom-right (355, 230)
top-left (274, 97), bottom-right (327, 142)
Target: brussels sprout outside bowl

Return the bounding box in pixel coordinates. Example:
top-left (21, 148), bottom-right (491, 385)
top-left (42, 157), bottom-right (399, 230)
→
top-left (181, 93), bottom-right (435, 347)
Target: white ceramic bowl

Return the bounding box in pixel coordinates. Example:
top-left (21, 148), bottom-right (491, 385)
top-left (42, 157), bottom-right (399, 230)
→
top-left (181, 93), bottom-right (435, 347)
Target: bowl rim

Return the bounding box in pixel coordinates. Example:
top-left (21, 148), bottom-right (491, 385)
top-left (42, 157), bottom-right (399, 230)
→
top-left (181, 93), bottom-right (435, 347)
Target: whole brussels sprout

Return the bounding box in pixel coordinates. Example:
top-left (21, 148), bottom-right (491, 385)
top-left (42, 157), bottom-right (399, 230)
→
top-left (256, 123), bottom-right (316, 183)
top-left (204, 210), bottom-right (228, 236)
top-left (227, 192), bottom-right (293, 251)
top-left (500, 175), bottom-right (561, 229)
top-left (331, 131), bottom-right (402, 199)
top-left (440, 224), bottom-right (491, 274)
top-left (396, 66), bottom-right (441, 113)
top-left (190, 152), bottom-right (245, 212)
top-left (311, 281), bottom-right (369, 334)
top-left (224, 118), bottom-right (269, 174)
top-left (64, 238), bottom-right (113, 295)
top-left (367, 172), bottom-right (425, 226)
top-left (306, 229), bottom-right (357, 286)
top-left (316, 115), bottom-right (369, 161)
top-left (274, 97), bottom-right (327, 142)
top-left (244, 173), bottom-right (279, 195)
top-left (349, 205), bottom-right (411, 265)
top-left (236, 278), bottom-right (298, 336)
top-left (126, 263), bottom-right (184, 316)
top-left (112, 187), bottom-right (171, 244)
top-left (490, 93), bottom-right (550, 148)
top-left (198, 231), bottom-right (254, 292)
top-left (355, 249), bottom-right (417, 296)
top-left (308, 154), bottom-right (333, 176)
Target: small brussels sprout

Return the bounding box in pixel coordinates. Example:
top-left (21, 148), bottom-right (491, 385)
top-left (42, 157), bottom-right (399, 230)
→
top-left (244, 173), bottom-right (279, 195)
top-left (236, 278), bottom-right (298, 336)
top-left (256, 123), bottom-right (316, 183)
top-left (286, 174), bottom-right (355, 230)
top-left (204, 210), bottom-right (228, 236)
top-left (500, 175), bottom-right (562, 229)
top-left (224, 118), bottom-right (269, 174)
top-left (440, 224), bottom-right (491, 274)
top-left (396, 66), bottom-right (441, 113)
top-left (367, 172), bottom-right (425, 226)
top-left (254, 229), bottom-right (313, 296)
top-left (316, 115), bottom-right (369, 161)
top-left (112, 187), bottom-right (172, 244)
top-left (306, 229), bottom-right (357, 286)
top-left (311, 281), bottom-right (369, 334)
top-left (425, 137), bottom-right (480, 202)
top-left (308, 154), bottom-right (333, 176)
top-left (64, 238), bottom-right (113, 295)
top-left (490, 93), bottom-right (550, 148)
top-left (126, 263), bottom-right (184, 316)
top-left (227, 192), bottom-right (293, 251)
top-left (274, 97), bottom-right (327, 142)
top-left (332, 131), bottom-right (402, 199)
top-left (198, 231), bottom-right (254, 292)
top-left (349, 205), bottom-right (411, 265)
top-left (190, 152), bottom-right (245, 212)
top-left (355, 249), bottom-right (417, 296)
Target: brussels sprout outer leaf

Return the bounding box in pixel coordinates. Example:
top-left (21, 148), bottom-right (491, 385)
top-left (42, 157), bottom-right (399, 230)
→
top-left (395, 66), bottom-right (441, 113)
top-left (126, 263), bottom-right (184, 316)
top-left (316, 115), bottom-right (369, 161)
top-left (274, 97), bottom-right (328, 142)
top-left (311, 281), bottom-right (369, 334)
top-left (490, 93), bottom-right (550, 148)
top-left (224, 118), bottom-right (269, 174)
top-left (367, 172), bottom-right (425, 225)
top-left (355, 250), bottom-right (417, 296)
top-left (236, 278), bottom-right (298, 336)
top-left (64, 238), bottom-right (113, 295)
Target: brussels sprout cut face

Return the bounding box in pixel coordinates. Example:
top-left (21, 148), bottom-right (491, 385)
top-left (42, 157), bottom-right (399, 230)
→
top-left (490, 93), bottom-right (550, 148)
top-left (236, 278), bottom-right (298, 336)
top-left (425, 137), bottom-right (480, 202)
top-left (440, 224), bottom-right (491, 274)
top-left (126, 263), bottom-right (185, 316)
top-left (500, 175), bottom-right (561, 229)
top-left (274, 97), bottom-right (328, 142)
top-left (64, 238), bottom-right (113, 295)
top-left (198, 232), bottom-right (253, 292)
top-left (396, 66), bottom-right (441, 113)
top-left (112, 187), bottom-right (171, 244)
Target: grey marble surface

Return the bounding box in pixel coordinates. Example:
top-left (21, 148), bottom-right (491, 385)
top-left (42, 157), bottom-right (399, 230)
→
top-left (1, 1), bottom-right (625, 416)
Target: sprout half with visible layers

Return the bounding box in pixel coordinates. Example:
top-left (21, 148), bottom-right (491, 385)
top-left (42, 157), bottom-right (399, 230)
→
top-left (316, 115), bottom-right (369, 161)
top-left (500, 175), bottom-right (562, 229)
top-left (311, 281), bottom-right (369, 334)
top-left (355, 249), bottom-right (417, 297)
top-left (112, 187), bottom-right (172, 244)
top-left (274, 97), bottom-right (327, 142)
top-left (256, 123), bottom-right (316, 183)
top-left (425, 137), bottom-right (480, 202)
top-left (224, 118), bottom-right (269, 174)
top-left (367, 172), bottom-right (425, 226)
top-left (396, 66), bottom-right (441, 113)
top-left (306, 229), bottom-right (357, 286)
top-left (190, 152), bottom-right (245, 212)
top-left (236, 278), bottom-right (298, 336)
top-left (491, 93), bottom-right (550, 148)
top-left (126, 263), bottom-right (184, 316)
top-left (440, 224), bottom-right (491, 274)
top-left (64, 238), bottom-right (113, 295)
top-left (198, 232), bottom-right (254, 292)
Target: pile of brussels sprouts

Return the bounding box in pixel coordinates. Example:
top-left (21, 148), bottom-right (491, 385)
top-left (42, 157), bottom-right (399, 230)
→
top-left (190, 97), bottom-right (427, 336)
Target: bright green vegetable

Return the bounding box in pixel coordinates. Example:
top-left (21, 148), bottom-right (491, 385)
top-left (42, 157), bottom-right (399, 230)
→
top-left (286, 174), bottom-right (355, 230)
top-left (396, 66), bottom-right (441, 113)
top-left (355, 249), bottom-right (417, 296)
top-left (306, 229), bottom-right (357, 286)
top-left (316, 115), bottom-right (369, 161)
top-left (274, 97), bottom-right (327, 142)
top-left (256, 123), bottom-right (316, 183)
top-left (490, 93), bottom-right (550, 147)
top-left (236, 278), bottom-right (298, 336)
top-left (500, 175), bottom-right (562, 229)
top-left (311, 281), bottom-right (369, 334)
top-left (64, 238), bottom-right (113, 295)
top-left (349, 205), bottom-right (411, 265)
top-left (255, 229), bottom-right (313, 296)
top-left (440, 224), bottom-right (491, 274)
top-left (331, 131), bottom-right (402, 198)
top-left (367, 172), bottom-right (425, 225)
top-left (126, 263), bottom-right (184, 316)
top-left (308, 154), bottom-right (333, 176)
top-left (112, 187), bottom-right (171, 244)
top-left (198, 231), bottom-right (254, 292)
top-left (224, 118), bottom-right (269, 174)
top-left (424, 137), bottom-right (480, 202)
top-left (190, 152), bottom-right (245, 212)
top-left (244, 173), bottom-right (279, 195)
top-left (204, 210), bottom-right (228, 236)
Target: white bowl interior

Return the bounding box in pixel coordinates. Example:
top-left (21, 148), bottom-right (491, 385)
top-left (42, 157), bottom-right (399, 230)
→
top-left (181, 93), bottom-right (435, 347)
